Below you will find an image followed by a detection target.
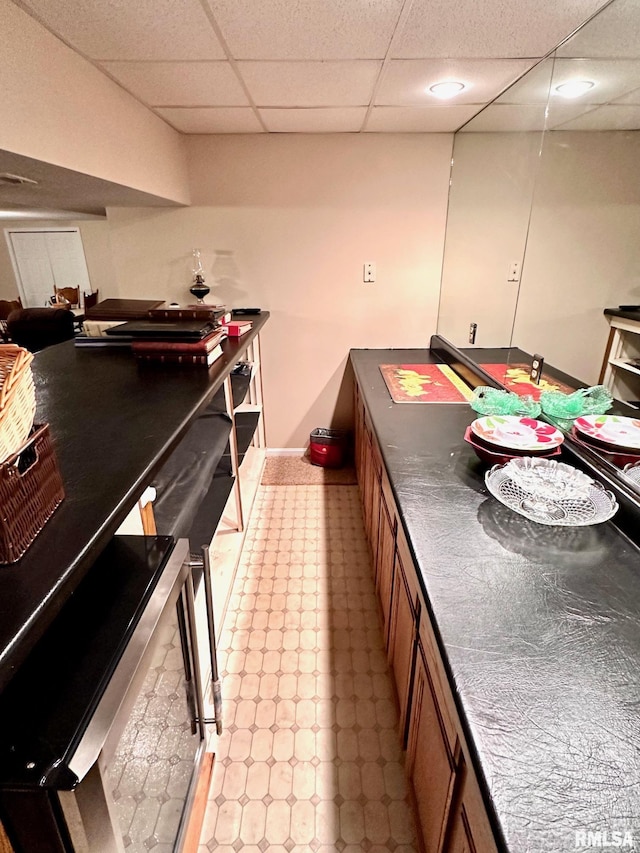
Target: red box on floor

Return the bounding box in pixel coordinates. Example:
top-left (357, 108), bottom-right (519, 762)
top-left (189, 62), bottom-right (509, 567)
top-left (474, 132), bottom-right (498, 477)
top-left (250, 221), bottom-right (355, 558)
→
top-left (309, 428), bottom-right (348, 468)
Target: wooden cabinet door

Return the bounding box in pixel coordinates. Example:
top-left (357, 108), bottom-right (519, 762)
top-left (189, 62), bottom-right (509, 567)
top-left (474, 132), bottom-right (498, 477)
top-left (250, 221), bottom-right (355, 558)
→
top-left (388, 548), bottom-right (416, 739)
top-left (368, 437), bottom-right (382, 572)
top-left (362, 423), bottom-right (374, 541)
top-left (407, 644), bottom-right (457, 853)
top-left (376, 493), bottom-right (395, 642)
top-left (446, 801), bottom-right (474, 853)
top-left (354, 384), bottom-right (363, 485)
top-left (444, 761), bottom-right (498, 853)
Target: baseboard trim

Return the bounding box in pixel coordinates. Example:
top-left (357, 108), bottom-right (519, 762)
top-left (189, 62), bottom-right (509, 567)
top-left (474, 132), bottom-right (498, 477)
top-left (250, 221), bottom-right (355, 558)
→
top-left (266, 448), bottom-right (307, 457)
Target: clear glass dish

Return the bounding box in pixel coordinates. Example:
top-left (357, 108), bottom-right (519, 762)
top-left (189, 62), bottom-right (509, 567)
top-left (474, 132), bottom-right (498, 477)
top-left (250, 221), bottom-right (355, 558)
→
top-left (485, 458), bottom-right (618, 526)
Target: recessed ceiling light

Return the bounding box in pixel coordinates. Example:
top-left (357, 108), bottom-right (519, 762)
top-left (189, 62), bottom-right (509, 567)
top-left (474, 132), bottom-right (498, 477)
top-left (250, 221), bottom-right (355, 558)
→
top-left (428, 81), bottom-right (465, 100)
top-left (555, 80), bottom-right (595, 99)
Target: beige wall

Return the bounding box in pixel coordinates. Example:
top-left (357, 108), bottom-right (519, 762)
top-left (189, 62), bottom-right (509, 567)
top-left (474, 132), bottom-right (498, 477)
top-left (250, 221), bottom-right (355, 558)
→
top-left (513, 131), bottom-right (640, 385)
top-left (0, 219), bottom-right (117, 303)
top-left (107, 133), bottom-right (453, 447)
top-left (1, 0), bottom-right (189, 204)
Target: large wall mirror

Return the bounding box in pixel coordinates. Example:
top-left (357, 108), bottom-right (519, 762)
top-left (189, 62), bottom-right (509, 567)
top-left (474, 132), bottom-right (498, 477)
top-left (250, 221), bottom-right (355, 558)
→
top-left (438, 0), bottom-right (640, 495)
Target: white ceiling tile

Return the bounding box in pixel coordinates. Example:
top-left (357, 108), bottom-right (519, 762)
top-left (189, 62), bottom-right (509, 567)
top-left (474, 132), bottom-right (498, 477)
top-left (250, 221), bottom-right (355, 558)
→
top-left (100, 61), bottom-right (249, 106)
top-left (365, 105), bottom-right (480, 132)
top-left (207, 0), bottom-right (403, 59)
top-left (613, 86), bottom-right (640, 105)
top-left (21, 0), bottom-right (225, 60)
top-left (259, 108), bottom-right (367, 132)
top-left (549, 58), bottom-right (640, 105)
top-left (459, 103), bottom-right (548, 131)
top-left (238, 61), bottom-right (382, 107)
top-left (557, 0), bottom-right (640, 59)
top-left (553, 103), bottom-right (640, 130)
top-left (376, 58), bottom-right (535, 106)
top-left (394, 0), bottom-right (609, 59)
top-left (156, 107), bottom-right (263, 133)
top-left (545, 101), bottom-right (601, 128)
top-left (497, 59), bottom-right (556, 104)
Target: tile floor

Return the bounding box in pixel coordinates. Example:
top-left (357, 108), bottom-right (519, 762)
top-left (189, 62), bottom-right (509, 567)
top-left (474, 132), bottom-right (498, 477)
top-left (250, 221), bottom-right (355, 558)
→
top-left (198, 483), bottom-right (418, 853)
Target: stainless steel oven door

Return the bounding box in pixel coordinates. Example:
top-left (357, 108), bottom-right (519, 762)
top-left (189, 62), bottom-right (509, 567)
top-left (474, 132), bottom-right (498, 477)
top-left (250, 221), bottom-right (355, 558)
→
top-left (57, 538), bottom-right (209, 853)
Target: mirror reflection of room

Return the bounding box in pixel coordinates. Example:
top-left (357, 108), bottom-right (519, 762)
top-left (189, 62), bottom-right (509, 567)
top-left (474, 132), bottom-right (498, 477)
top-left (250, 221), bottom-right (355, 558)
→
top-left (439, 0), bottom-right (640, 397)
top-left (437, 0), bottom-right (640, 490)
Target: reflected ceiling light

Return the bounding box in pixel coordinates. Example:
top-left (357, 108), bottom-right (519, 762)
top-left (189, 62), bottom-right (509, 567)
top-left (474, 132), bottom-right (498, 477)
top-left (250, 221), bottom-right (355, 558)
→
top-left (429, 81), bottom-right (465, 100)
top-left (555, 80), bottom-right (595, 99)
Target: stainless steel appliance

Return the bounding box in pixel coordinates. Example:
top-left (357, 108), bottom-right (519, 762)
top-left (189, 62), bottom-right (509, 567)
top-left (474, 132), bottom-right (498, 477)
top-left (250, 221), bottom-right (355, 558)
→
top-left (0, 536), bottom-right (212, 852)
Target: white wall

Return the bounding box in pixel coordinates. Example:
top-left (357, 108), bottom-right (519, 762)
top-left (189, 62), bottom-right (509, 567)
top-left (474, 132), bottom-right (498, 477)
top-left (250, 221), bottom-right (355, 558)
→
top-left (513, 131), bottom-right (640, 384)
top-left (0, 0), bottom-right (189, 204)
top-left (107, 133), bottom-right (453, 447)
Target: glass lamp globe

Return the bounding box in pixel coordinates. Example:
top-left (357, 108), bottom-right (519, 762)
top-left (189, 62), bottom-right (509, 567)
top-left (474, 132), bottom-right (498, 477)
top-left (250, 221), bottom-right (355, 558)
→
top-left (190, 248), bottom-right (210, 303)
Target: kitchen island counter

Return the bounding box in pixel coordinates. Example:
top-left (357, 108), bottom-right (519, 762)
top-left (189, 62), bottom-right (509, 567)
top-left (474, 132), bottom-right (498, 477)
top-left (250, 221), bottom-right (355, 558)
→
top-left (0, 314), bottom-right (268, 692)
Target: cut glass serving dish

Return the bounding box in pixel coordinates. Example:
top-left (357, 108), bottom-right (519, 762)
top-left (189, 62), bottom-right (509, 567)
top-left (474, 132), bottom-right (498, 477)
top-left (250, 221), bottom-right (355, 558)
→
top-left (485, 457), bottom-right (618, 526)
top-left (623, 461), bottom-right (640, 486)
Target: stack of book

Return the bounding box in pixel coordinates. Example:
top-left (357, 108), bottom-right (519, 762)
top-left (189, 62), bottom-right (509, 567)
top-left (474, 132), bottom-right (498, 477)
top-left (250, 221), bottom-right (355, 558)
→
top-left (148, 304), bottom-right (232, 325)
top-left (131, 327), bottom-right (227, 367)
top-left (99, 319), bottom-right (227, 367)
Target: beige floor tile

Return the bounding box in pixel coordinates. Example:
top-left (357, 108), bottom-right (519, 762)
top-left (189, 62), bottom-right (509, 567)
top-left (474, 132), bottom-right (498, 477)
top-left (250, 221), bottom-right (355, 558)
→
top-left (201, 483), bottom-right (418, 853)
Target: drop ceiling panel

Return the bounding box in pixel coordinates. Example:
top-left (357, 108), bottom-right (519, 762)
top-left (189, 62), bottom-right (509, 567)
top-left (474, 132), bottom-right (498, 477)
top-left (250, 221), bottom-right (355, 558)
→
top-left (556, 0), bottom-right (640, 58)
top-left (101, 61), bottom-right (249, 106)
top-left (394, 0), bottom-right (610, 59)
top-left (550, 58), bottom-right (640, 104)
top-left (613, 86), bottom-right (640, 105)
top-left (260, 108), bottom-right (367, 132)
top-left (459, 104), bottom-right (549, 132)
top-left (365, 105), bottom-right (480, 132)
top-left (545, 100), bottom-right (600, 127)
top-left (156, 107), bottom-right (263, 133)
top-left (21, 0), bottom-right (225, 60)
top-left (555, 103), bottom-right (640, 129)
top-left (206, 0), bottom-right (404, 59)
top-left (497, 59), bottom-right (555, 104)
top-left (238, 60), bottom-right (382, 107)
top-left (376, 58), bottom-right (535, 105)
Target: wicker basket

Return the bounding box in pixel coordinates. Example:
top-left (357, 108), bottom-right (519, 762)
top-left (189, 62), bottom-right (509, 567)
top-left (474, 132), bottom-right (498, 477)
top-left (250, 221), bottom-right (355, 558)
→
top-left (0, 345), bottom-right (36, 463)
top-left (0, 423), bottom-right (65, 564)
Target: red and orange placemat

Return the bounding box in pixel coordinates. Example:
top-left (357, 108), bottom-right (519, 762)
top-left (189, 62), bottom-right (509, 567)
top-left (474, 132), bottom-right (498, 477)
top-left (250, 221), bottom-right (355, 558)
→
top-left (380, 364), bottom-right (475, 403)
top-left (479, 363), bottom-right (576, 400)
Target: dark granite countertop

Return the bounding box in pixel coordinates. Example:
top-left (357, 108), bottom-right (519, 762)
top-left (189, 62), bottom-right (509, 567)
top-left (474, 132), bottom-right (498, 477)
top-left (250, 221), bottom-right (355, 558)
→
top-left (604, 308), bottom-right (640, 323)
top-left (0, 313), bottom-right (268, 692)
top-left (350, 347), bottom-right (640, 853)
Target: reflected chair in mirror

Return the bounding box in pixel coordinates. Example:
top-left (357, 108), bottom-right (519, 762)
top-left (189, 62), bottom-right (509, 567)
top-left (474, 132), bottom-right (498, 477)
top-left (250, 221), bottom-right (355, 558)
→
top-left (0, 298), bottom-right (22, 342)
top-left (7, 307), bottom-right (76, 352)
top-left (53, 286), bottom-right (80, 308)
top-left (83, 290), bottom-right (99, 311)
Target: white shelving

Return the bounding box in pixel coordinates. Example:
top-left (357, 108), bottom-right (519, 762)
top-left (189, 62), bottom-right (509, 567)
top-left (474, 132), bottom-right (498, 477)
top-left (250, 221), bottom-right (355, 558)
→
top-left (600, 315), bottom-right (640, 406)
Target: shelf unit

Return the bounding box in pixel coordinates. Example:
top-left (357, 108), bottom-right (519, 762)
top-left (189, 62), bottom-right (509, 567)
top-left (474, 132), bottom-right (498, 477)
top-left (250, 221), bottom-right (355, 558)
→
top-left (600, 315), bottom-right (640, 408)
